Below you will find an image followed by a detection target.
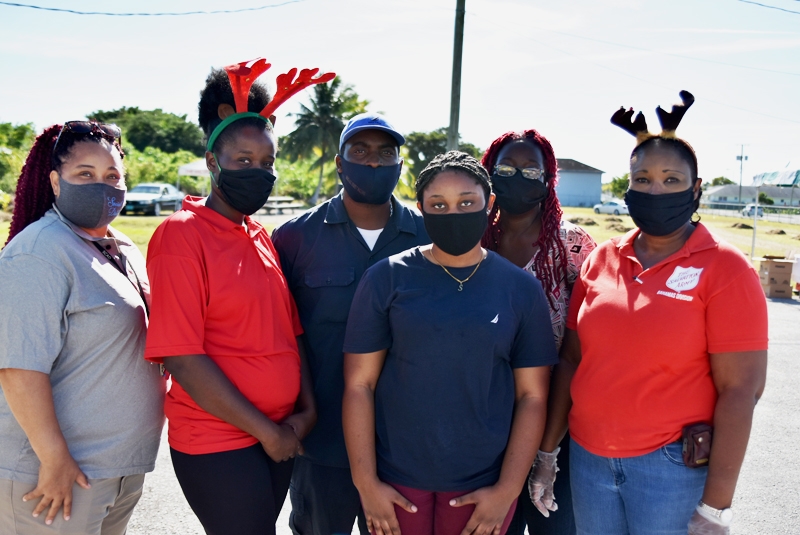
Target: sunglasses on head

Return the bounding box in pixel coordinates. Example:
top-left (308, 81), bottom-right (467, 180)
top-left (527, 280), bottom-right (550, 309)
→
top-left (54, 121), bottom-right (121, 153)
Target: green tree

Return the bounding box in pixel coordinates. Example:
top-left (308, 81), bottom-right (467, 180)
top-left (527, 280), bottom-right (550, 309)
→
top-left (0, 122), bottom-right (36, 198)
top-left (89, 107), bottom-right (204, 156)
top-left (710, 176), bottom-right (734, 186)
top-left (758, 191), bottom-right (774, 205)
top-left (602, 173), bottom-right (629, 199)
top-left (404, 128), bottom-right (481, 179)
top-left (398, 128), bottom-right (481, 200)
top-left (280, 77), bottom-right (368, 204)
top-left (123, 143), bottom-right (199, 193)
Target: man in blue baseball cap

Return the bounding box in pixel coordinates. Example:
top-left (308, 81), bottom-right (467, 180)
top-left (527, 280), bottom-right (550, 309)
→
top-left (272, 113), bottom-right (429, 535)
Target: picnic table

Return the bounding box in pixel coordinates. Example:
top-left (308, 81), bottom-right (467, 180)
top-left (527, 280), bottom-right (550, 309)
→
top-left (262, 196), bottom-right (305, 214)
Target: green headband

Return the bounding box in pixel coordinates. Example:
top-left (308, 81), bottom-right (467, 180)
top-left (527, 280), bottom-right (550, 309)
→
top-left (206, 112), bottom-right (272, 152)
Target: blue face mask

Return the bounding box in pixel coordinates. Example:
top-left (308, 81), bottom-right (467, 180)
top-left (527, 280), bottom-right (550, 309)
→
top-left (338, 158), bottom-right (402, 205)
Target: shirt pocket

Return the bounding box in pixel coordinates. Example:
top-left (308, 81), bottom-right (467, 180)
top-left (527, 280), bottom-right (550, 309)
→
top-left (303, 267), bottom-right (356, 324)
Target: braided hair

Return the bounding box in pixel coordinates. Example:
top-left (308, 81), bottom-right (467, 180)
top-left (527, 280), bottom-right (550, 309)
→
top-left (198, 67), bottom-right (273, 152)
top-left (480, 130), bottom-right (567, 310)
top-left (415, 150), bottom-right (491, 203)
top-left (5, 125), bottom-right (124, 246)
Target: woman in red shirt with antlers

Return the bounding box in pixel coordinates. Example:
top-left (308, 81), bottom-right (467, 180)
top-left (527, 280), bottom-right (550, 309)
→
top-left (145, 58), bottom-right (332, 535)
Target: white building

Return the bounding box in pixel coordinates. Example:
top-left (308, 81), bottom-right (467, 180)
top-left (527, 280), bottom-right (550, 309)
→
top-left (704, 184), bottom-right (800, 207)
top-left (555, 159), bottom-right (603, 207)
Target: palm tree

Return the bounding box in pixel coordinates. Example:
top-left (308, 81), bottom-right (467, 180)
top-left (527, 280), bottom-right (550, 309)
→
top-left (281, 77), bottom-right (368, 205)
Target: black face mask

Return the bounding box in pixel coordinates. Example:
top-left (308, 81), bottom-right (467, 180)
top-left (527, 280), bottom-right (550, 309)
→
top-left (423, 209), bottom-right (488, 257)
top-left (491, 171), bottom-right (548, 214)
top-left (338, 158), bottom-right (402, 205)
top-left (624, 186), bottom-right (697, 236)
top-left (212, 164), bottom-right (276, 216)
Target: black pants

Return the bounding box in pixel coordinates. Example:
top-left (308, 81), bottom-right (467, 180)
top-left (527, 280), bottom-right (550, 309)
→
top-left (289, 455), bottom-right (369, 535)
top-left (506, 433), bottom-right (575, 535)
top-left (171, 444), bottom-right (295, 535)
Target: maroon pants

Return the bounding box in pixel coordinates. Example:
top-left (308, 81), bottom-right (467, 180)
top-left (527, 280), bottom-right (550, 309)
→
top-left (387, 483), bottom-right (517, 535)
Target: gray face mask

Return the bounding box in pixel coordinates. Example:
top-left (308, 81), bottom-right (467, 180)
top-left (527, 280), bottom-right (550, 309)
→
top-left (55, 176), bottom-right (126, 229)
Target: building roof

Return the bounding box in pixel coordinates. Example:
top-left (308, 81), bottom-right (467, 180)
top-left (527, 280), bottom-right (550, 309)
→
top-left (557, 158), bottom-right (604, 174)
top-left (705, 184), bottom-right (799, 200)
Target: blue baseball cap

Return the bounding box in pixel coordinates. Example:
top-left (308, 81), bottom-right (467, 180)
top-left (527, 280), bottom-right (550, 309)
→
top-left (339, 113), bottom-right (405, 153)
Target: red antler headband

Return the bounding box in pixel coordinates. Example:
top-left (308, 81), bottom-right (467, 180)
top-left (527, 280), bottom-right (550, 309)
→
top-left (206, 57), bottom-right (336, 151)
top-left (610, 90), bottom-right (695, 146)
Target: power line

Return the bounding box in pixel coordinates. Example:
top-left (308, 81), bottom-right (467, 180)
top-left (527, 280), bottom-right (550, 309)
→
top-left (0, 1), bottom-right (306, 16)
top-left (736, 0), bottom-right (800, 15)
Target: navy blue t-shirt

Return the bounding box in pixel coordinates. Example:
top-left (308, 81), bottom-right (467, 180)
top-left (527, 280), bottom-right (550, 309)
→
top-left (343, 247), bottom-right (558, 492)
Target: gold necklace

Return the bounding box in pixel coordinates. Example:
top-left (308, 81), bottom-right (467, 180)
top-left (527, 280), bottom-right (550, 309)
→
top-left (430, 248), bottom-right (485, 291)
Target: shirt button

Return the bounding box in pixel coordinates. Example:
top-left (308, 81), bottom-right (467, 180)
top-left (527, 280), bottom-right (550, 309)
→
top-left (326, 278), bottom-right (332, 285)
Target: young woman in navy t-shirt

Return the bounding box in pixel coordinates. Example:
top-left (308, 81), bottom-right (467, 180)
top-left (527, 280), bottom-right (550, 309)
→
top-left (343, 151), bottom-right (558, 535)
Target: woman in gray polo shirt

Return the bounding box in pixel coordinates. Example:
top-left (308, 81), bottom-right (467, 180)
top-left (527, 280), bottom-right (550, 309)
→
top-left (0, 122), bottom-right (165, 535)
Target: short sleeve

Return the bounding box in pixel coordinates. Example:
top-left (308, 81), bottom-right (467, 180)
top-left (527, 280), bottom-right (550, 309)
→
top-left (0, 254), bottom-right (69, 372)
top-left (342, 264), bottom-right (392, 354)
top-left (510, 280), bottom-right (559, 369)
top-left (566, 275), bottom-right (587, 330)
top-left (706, 268), bottom-right (768, 354)
top-left (145, 248), bottom-right (208, 362)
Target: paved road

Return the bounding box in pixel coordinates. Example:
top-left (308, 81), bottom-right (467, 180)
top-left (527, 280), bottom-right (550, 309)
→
top-left (127, 297), bottom-right (800, 535)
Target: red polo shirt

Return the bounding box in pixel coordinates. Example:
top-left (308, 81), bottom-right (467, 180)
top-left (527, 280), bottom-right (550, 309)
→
top-left (145, 197), bottom-right (303, 455)
top-left (566, 223), bottom-right (768, 457)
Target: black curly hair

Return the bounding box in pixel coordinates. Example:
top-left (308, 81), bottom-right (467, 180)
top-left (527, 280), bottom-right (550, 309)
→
top-left (415, 151), bottom-right (491, 203)
top-left (198, 67), bottom-right (273, 152)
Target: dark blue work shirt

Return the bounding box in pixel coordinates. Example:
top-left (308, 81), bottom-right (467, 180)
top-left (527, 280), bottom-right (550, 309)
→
top-left (343, 248), bottom-right (558, 491)
top-left (272, 193), bottom-right (429, 468)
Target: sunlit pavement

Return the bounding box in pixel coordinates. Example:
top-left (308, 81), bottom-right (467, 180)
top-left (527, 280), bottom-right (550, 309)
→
top-left (126, 293), bottom-right (800, 535)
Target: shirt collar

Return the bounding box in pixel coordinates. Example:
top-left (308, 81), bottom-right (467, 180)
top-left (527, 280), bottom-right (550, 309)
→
top-left (618, 222), bottom-right (718, 261)
top-left (52, 205), bottom-right (133, 246)
top-left (182, 196), bottom-right (265, 237)
top-left (324, 192), bottom-right (419, 235)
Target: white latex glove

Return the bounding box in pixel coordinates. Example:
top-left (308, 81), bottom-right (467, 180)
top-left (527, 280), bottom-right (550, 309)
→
top-left (688, 507), bottom-right (731, 535)
top-left (528, 447), bottom-right (560, 518)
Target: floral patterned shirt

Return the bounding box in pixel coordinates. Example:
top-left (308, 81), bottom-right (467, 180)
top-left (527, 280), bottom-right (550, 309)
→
top-left (524, 220), bottom-right (596, 350)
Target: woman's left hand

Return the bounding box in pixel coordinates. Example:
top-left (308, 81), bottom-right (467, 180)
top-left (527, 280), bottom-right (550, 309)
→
top-left (449, 485), bottom-right (515, 535)
top-left (688, 510), bottom-right (730, 534)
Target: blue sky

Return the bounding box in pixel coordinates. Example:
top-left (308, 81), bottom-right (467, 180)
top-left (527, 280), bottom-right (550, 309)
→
top-left (0, 0), bottom-right (798, 184)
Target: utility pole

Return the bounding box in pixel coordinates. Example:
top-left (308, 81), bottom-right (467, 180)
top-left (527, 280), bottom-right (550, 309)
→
top-left (737, 145), bottom-right (748, 209)
top-left (446, 0), bottom-right (466, 152)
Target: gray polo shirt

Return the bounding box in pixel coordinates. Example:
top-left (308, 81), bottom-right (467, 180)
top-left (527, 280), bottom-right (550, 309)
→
top-left (0, 208), bottom-right (165, 484)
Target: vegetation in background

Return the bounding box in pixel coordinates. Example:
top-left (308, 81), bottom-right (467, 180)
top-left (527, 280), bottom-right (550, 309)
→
top-left (280, 77), bottom-right (368, 204)
top-left (709, 176), bottom-right (735, 186)
top-left (0, 122), bottom-right (36, 198)
top-left (603, 173), bottom-right (629, 199)
top-left (89, 107), bottom-right (204, 156)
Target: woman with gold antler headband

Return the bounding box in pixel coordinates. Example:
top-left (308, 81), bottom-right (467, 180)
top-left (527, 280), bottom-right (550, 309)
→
top-left (143, 58), bottom-right (333, 535)
top-left (532, 91), bottom-right (768, 535)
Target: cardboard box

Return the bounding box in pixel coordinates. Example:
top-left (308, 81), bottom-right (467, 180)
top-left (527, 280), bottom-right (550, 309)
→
top-left (759, 271), bottom-right (791, 286)
top-left (758, 257), bottom-right (794, 279)
top-left (762, 283), bottom-right (793, 299)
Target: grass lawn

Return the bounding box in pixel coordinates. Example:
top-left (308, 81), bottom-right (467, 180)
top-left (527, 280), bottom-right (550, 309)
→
top-left (1, 207), bottom-right (799, 263)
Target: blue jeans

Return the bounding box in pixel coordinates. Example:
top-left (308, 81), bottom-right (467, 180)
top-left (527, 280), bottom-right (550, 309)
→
top-left (570, 438), bottom-right (706, 535)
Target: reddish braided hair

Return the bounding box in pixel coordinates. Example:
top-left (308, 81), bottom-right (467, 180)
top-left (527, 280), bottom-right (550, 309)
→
top-left (5, 124), bottom-right (124, 247)
top-left (5, 125), bottom-right (61, 246)
top-left (480, 129), bottom-right (568, 310)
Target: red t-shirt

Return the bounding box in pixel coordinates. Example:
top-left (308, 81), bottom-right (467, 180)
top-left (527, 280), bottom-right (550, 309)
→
top-left (145, 197), bottom-right (303, 455)
top-left (566, 223), bottom-right (768, 457)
